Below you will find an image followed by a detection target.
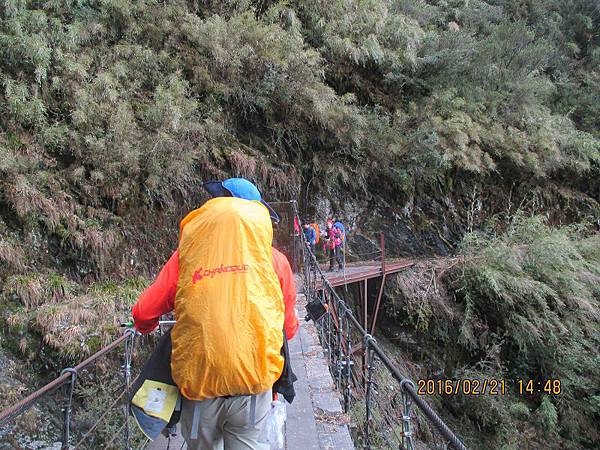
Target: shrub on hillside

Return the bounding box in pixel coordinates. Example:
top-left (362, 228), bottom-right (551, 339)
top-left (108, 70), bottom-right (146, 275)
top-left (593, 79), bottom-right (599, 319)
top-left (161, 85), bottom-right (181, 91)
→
top-left (455, 214), bottom-right (600, 446)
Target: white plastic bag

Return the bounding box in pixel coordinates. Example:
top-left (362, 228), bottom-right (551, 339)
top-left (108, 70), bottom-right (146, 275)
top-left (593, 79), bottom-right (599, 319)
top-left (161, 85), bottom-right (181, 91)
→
top-left (258, 400), bottom-right (286, 449)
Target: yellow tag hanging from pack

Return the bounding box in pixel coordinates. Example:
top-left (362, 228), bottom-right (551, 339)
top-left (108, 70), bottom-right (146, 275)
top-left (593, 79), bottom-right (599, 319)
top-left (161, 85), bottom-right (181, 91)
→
top-left (131, 380), bottom-right (179, 422)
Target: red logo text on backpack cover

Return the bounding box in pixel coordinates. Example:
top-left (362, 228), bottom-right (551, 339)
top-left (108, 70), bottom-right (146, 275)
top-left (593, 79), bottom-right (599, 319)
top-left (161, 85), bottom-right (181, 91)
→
top-left (192, 264), bottom-right (250, 284)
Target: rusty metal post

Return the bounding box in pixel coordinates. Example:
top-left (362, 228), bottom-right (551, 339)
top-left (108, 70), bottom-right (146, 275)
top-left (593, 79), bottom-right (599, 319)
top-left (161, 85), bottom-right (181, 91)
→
top-left (363, 279), bottom-right (368, 380)
top-left (358, 279), bottom-right (363, 324)
top-left (291, 201), bottom-right (297, 272)
top-left (363, 279), bottom-right (368, 331)
top-left (380, 232), bottom-right (385, 273)
top-left (371, 233), bottom-right (386, 335)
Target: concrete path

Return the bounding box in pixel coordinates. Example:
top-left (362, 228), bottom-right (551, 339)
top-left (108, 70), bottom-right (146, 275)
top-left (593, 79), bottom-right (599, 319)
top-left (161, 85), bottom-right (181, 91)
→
top-left (146, 296), bottom-right (354, 450)
top-left (287, 294), bottom-right (354, 450)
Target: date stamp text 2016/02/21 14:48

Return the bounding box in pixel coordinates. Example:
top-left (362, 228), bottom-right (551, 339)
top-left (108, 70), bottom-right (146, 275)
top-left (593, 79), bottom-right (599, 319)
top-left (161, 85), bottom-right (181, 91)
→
top-left (416, 379), bottom-right (562, 396)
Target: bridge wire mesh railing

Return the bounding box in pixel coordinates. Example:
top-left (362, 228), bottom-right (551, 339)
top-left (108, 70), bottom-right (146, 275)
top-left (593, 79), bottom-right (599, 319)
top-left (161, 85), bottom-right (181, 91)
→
top-left (293, 209), bottom-right (467, 450)
top-left (0, 328), bottom-right (151, 449)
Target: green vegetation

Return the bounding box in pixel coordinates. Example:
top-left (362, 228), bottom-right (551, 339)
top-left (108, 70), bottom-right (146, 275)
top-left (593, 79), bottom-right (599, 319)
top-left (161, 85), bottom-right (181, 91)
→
top-left (385, 214), bottom-right (599, 448)
top-left (1, 1), bottom-right (599, 288)
top-left (456, 215), bottom-right (599, 448)
top-left (0, 0), bottom-right (599, 448)
top-left (3, 275), bottom-right (146, 359)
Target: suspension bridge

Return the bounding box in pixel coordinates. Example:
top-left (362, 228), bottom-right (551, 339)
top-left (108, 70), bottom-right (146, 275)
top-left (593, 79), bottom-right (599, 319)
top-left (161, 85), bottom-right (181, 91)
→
top-left (0, 204), bottom-right (468, 450)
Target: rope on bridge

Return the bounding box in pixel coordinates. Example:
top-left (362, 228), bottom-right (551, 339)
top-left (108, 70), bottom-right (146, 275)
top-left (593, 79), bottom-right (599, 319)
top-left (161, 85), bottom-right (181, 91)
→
top-left (292, 204), bottom-right (468, 450)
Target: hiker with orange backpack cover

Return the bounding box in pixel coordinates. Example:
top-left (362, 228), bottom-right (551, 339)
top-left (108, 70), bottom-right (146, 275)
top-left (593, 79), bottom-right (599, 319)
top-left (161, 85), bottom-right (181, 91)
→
top-left (132, 178), bottom-right (298, 450)
top-left (303, 222), bottom-right (317, 254)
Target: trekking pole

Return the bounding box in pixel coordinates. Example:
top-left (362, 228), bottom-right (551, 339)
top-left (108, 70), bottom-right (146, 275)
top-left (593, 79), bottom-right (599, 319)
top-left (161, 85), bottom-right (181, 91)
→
top-left (120, 320), bottom-right (176, 328)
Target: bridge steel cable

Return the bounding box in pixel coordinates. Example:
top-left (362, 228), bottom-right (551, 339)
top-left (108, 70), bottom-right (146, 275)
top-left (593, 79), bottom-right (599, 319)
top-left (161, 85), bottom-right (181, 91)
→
top-left (0, 328), bottom-right (137, 450)
top-left (291, 205), bottom-right (467, 450)
top-left (0, 329), bottom-right (135, 427)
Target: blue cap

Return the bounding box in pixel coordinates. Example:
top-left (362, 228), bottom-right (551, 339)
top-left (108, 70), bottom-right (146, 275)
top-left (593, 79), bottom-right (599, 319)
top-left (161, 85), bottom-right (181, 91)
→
top-left (203, 178), bottom-right (280, 224)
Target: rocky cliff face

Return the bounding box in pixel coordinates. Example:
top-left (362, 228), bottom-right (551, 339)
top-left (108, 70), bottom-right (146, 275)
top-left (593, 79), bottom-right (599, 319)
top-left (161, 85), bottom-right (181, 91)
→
top-left (304, 176), bottom-right (600, 262)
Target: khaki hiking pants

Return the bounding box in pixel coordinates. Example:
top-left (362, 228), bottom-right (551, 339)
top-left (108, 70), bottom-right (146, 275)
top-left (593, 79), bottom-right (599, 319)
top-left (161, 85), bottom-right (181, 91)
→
top-left (180, 390), bottom-right (272, 450)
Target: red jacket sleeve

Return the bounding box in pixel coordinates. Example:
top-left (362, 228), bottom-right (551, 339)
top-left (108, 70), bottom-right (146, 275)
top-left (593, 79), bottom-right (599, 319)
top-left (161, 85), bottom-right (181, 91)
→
top-left (272, 247), bottom-right (299, 340)
top-left (132, 250), bottom-right (179, 334)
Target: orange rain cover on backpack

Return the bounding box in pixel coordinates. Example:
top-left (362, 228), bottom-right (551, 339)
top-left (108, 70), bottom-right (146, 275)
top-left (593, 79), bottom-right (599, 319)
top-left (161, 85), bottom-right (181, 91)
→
top-left (171, 197), bottom-right (285, 400)
top-left (310, 223), bottom-right (320, 244)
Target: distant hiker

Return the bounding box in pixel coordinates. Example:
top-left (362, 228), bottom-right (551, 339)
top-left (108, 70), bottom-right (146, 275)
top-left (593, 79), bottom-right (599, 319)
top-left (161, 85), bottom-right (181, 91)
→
top-left (333, 219), bottom-right (346, 271)
top-left (322, 219), bottom-right (333, 258)
top-left (333, 220), bottom-right (346, 242)
top-left (132, 178), bottom-right (298, 450)
top-left (303, 222), bottom-right (317, 253)
top-left (325, 219), bottom-right (344, 272)
top-left (294, 215), bottom-right (301, 236)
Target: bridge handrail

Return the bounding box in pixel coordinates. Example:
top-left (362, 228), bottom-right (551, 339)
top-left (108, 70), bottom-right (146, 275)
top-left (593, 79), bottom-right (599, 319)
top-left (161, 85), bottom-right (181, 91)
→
top-left (292, 204), bottom-right (467, 450)
top-left (0, 328), bottom-right (136, 448)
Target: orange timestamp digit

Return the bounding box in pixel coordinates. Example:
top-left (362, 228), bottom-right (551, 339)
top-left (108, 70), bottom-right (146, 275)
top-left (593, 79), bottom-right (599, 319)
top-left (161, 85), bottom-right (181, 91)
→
top-left (517, 379), bottom-right (561, 395)
top-left (416, 378), bottom-right (507, 396)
